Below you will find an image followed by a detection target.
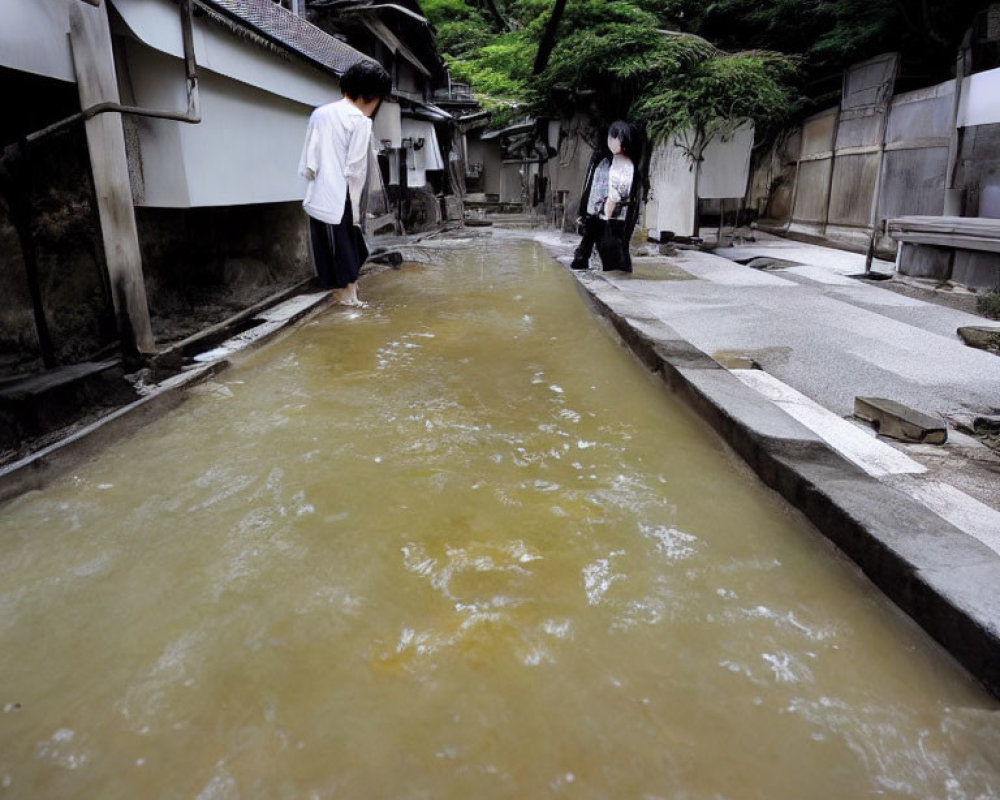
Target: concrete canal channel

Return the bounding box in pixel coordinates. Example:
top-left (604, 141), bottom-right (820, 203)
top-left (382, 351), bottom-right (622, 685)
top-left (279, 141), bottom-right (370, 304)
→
top-left (1, 239), bottom-right (998, 797)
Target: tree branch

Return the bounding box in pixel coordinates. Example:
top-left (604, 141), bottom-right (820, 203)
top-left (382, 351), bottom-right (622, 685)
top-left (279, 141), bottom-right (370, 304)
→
top-left (533, 0), bottom-right (567, 74)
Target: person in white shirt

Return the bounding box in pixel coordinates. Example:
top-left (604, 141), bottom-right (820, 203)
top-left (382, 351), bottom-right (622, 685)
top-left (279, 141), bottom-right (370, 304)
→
top-left (299, 60), bottom-right (391, 306)
top-left (571, 120), bottom-right (638, 272)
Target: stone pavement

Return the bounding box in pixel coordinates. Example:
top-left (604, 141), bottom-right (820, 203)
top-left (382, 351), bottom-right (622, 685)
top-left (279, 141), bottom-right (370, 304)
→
top-left (522, 227), bottom-right (1000, 696)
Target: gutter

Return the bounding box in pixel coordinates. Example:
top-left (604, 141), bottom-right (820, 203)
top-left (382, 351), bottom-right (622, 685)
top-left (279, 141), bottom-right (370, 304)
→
top-left (312, 0), bottom-right (431, 26)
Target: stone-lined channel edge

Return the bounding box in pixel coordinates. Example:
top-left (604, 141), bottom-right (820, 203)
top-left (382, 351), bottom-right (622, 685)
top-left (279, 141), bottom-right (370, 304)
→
top-left (571, 269), bottom-right (1000, 699)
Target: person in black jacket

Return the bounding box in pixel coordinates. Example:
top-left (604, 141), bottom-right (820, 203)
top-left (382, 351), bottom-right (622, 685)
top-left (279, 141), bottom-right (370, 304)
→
top-left (571, 120), bottom-right (648, 272)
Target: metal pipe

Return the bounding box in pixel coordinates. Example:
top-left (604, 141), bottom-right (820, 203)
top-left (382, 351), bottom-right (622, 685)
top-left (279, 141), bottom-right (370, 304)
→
top-left (864, 101), bottom-right (891, 274)
top-left (25, 0), bottom-right (200, 146)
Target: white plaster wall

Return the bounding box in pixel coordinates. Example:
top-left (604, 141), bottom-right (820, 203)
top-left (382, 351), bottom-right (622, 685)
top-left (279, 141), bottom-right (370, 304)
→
top-left (646, 135), bottom-right (696, 237)
top-left (959, 67), bottom-right (1000, 128)
top-left (402, 119), bottom-right (443, 188)
top-left (373, 101), bottom-right (402, 148)
top-left (125, 42), bottom-right (319, 207)
top-left (698, 121), bottom-right (754, 199)
top-left (112, 0), bottom-right (340, 106)
top-left (1, 0), bottom-right (75, 82)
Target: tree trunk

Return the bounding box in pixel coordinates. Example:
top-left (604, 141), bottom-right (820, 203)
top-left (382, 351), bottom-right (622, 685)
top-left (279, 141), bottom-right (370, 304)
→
top-left (532, 0), bottom-right (568, 74)
top-left (478, 0), bottom-right (509, 32)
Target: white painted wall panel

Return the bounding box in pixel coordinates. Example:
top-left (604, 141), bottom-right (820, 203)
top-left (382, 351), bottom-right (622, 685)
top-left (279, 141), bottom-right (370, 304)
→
top-left (959, 67), bottom-right (1000, 128)
top-left (126, 42), bottom-right (314, 207)
top-left (646, 135), bottom-right (696, 237)
top-left (373, 101), bottom-right (402, 148)
top-left (402, 119), bottom-right (442, 187)
top-left (1, 0), bottom-right (75, 82)
top-left (112, 0), bottom-right (340, 106)
top-left (698, 122), bottom-right (754, 199)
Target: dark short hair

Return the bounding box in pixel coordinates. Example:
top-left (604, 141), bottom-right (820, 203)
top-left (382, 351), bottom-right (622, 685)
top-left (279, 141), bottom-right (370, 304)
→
top-left (607, 120), bottom-right (635, 157)
top-left (340, 60), bottom-right (392, 101)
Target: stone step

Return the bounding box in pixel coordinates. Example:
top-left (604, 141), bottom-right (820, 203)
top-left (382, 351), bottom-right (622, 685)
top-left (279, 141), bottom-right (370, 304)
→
top-left (854, 396), bottom-right (948, 444)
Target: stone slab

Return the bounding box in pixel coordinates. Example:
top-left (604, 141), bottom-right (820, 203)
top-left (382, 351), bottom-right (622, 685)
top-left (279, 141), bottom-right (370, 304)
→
top-left (958, 326), bottom-right (1000, 354)
top-left (854, 396), bottom-right (948, 444)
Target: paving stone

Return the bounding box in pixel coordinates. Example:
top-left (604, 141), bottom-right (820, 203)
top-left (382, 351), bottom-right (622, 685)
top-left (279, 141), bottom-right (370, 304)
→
top-left (958, 325), bottom-right (1000, 354)
top-left (854, 396), bottom-right (948, 444)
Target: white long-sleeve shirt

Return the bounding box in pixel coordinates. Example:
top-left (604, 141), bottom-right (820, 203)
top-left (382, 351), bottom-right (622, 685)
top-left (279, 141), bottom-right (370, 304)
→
top-left (298, 98), bottom-right (372, 225)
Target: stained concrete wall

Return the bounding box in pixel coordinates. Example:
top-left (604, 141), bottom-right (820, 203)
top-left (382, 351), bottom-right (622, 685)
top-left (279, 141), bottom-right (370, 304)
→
top-left (748, 128), bottom-right (800, 221)
top-left (756, 56), bottom-right (998, 262)
top-left (0, 129), bottom-right (116, 376)
top-left (136, 202), bottom-right (312, 339)
top-left (466, 135), bottom-right (502, 198)
top-left (548, 117), bottom-right (596, 231)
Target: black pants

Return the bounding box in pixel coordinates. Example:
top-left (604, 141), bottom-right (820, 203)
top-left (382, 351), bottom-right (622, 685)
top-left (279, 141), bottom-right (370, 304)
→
top-left (308, 193), bottom-right (369, 289)
top-left (571, 215), bottom-right (631, 272)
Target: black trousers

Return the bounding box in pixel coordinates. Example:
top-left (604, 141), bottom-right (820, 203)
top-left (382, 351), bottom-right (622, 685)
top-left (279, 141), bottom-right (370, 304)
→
top-left (571, 215), bottom-right (631, 272)
top-left (308, 192), bottom-right (369, 289)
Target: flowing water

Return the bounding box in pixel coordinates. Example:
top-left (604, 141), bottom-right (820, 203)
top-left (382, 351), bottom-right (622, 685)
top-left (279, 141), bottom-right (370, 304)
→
top-left (1, 238), bottom-right (998, 799)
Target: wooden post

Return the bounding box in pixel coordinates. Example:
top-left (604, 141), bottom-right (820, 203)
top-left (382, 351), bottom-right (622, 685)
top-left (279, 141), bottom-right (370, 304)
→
top-left (69, 0), bottom-right (155, 355)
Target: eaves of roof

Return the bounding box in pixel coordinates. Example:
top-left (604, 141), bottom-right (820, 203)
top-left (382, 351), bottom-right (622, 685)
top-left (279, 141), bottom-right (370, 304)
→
top-left (196, 0), bottom-right (373, 76)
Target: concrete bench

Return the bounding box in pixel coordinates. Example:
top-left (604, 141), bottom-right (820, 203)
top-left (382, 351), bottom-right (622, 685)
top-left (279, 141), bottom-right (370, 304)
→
top-left (887, 215), bottom-right (1000, 290)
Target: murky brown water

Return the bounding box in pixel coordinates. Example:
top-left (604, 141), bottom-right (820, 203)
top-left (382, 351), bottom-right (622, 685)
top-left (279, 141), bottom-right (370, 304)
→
top-left (2, 238), bottom-right (999, 799)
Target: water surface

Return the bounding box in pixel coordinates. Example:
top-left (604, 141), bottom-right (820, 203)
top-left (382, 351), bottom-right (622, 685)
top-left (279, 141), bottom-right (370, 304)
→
top-left (1, 239), bottom-right (998, 799)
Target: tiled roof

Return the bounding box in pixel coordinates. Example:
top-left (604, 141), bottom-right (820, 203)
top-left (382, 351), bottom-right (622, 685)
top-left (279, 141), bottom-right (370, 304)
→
top-left (198, 0), bottom-right (373, 75)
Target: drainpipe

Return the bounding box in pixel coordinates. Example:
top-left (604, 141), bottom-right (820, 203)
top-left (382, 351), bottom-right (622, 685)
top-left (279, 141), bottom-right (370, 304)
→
top-left (863, 98), bottom-right (892, 274)
top-left (784, 136), bottom-right (801, 233)
top-left (943, 42), bottom-right (967, 216)
top-left (821, 73), bottom-right (846, 237)
top-left (863, 57), bottom-right (900, 274)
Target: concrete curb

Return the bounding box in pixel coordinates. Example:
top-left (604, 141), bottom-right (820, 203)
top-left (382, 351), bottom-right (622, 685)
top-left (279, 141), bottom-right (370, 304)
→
top-left (573, 270), bottom-right (1000, 698)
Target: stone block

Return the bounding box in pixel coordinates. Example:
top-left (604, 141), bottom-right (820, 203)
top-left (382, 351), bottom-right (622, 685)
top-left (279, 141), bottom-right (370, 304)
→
top-left (957, 326), bottom-right (1000, 354)
top-left (854, 396), bottom-right (948, 444)
top-left (951, 250), bottom-right (1000, 291)
top-left (897, 242), bottom-right (952, 280)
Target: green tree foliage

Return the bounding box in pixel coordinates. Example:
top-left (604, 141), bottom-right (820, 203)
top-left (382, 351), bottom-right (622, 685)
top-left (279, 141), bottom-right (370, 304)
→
top-left (633, 0), bottom-right (987, 83)
top-left (424, 0), bottom-right (798, 140)
top-left (424, 0), bottom-right (988, 137)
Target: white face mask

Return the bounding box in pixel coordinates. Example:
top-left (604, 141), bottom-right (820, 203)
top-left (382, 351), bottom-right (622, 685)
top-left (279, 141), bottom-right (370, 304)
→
top-left (608, 135), bottom-right (622, 155)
